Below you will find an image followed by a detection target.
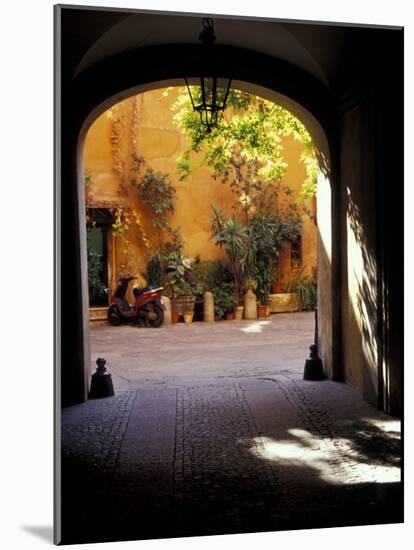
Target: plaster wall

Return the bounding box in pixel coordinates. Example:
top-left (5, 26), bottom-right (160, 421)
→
top-left (316, 171), bottom-right (332, 378)
top-left (340, 100), bottom-right (380, 406)
top-left (83, 87), bottom-right (317, 297)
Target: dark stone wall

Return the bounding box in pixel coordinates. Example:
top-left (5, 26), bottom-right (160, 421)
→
top-left (56, 7), bottom-right (403, 416)
top-left (339, 97), bottom-right (379, 405)
top-left (336, 27), bottom-right (403, 415)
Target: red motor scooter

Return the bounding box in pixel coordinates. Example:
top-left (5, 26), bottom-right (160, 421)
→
top-left (108, 276), bottom-right (165, 327)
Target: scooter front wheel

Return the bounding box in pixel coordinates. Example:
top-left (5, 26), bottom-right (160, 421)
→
top-left (108, 304), bottom-right (122, 326)
top-left (147, 303), bottom-right (164, 328)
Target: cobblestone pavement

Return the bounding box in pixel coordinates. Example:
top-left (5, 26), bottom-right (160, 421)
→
top-left (61, 313), bottom-right (402, 544)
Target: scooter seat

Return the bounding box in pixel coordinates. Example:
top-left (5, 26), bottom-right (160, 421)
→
top-left (133, 286), bottom-right (152, 297)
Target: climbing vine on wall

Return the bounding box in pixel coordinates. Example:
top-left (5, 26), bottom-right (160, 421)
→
top-left (85, 96), bottom-right (180, 282)
top-left (106, 102), bottom-right (153, 261)
top-left (129, 153), bottom-right (177, 242)
top-left (109, 104), bottom-right (127, 193)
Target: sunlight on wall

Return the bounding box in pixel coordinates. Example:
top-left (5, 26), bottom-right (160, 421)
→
top-left (317, 172), bottom-right (331, 263)
top-left (347, 198), bottom-right (363, 331)
top-left (316, 169), bottom-right (332, 376)
top-left (346, 187), bottom-right (379, 389)
top-left (249, 420), bottom-right (400, 485)
top-left (240, 320), bottom-right (271, 334)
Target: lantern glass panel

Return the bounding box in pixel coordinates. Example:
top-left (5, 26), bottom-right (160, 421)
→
top-left (200, 77), bottom-right (231, 110)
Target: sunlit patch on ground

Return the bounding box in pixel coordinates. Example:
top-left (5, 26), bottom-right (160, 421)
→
top-left (240, 320), bottom-right (271, 333)
top-left (249, 416), bottom-right (400, 485)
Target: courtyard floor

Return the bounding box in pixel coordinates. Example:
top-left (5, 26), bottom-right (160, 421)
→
top-left (61, 312), bottom-right (402, 544)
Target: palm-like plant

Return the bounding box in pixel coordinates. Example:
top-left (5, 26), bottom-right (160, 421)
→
top-left (246, 214), bottom-right (279, 304)
top-left (210, 205), bottom-right (303, 304)
top-left (247, 212), bottom-right (302, 304)
top-left (210, 205), bottom-right (248, 300)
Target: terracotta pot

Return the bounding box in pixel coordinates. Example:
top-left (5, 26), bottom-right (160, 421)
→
top-left (225, 312), bottom-right (234, 321)
top-left (272, 282), bottom-right (284, 294)
top-left (171, 311), bottom-right (180, 324)
top-left (183, 310), bottom-right (194, 324)
top-left (257, 304), bottom-right (267, 318)
top-left (234, 306), bottom-right (244, 320)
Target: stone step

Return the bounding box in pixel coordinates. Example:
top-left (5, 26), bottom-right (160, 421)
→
top-left (89, 307), bottom-right (108, 321)
top-left (269, 292), bottom-right (299, 313)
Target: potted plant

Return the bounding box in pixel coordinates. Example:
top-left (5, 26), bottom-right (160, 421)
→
top-left (210, 206), bottom-right (248, 303)
top-left (186, 257), bottom-right (218, 321)
top-left (247, 214), bottom-right (280, 309)
top-left (212, 282), bottom-right (237, 320)
top-left (293, 276), bottom-right (317, 311)
top-left (161, 248), bottom-right (197, 314)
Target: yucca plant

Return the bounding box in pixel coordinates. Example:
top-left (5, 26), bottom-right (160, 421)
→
top-left (247, 212), bottom-right (295, 304)
top-left (293, 276), bottom-right (317, 310)
top-left (210, 205), bottom-right (249, 300)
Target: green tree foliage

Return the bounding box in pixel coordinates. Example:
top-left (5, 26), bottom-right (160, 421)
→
top-left (171, 88), bottom-right (318, 199)
top-left (172, 87), bottom-right (313, 304)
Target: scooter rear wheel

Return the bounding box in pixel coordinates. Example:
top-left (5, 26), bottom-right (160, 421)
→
top-left (108, 304), bottom-right (122, 326)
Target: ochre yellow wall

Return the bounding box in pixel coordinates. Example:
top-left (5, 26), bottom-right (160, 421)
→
top-left (83, 87), bottom-right (317, 298)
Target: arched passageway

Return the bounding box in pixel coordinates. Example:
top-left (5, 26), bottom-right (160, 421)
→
top-left (57, 6), bottom-right (402, 415)
top-left (59, 38), bottom-right (341, 408)
top-left (80, 80), bottom-right (333, 380)
top-left (56, 6), bottom-right (403, 545)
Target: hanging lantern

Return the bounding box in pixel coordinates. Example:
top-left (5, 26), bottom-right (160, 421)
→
top-left (185, 18), bottom-right (232, 132)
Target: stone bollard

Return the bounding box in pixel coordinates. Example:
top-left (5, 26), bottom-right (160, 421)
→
top-left (244, 289), bottom-right (258, 320)
top-left (89, 357), bottom-right (115, 399)
top-left (303, 344), bottom-right (325, 380)
top-left (303, 308), bottom-right (325, 380)
top-left (203, 291), bottom-right (215, 322)
top-left (163, 295), bottom-right (172, 325)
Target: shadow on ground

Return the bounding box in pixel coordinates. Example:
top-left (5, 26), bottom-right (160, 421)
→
top-left (60, 388), bottom-right (402, 545)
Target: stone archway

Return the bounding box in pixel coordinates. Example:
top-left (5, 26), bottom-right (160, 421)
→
top-left (78, 79), bottom-right (334, 385)
top-left (58, 16), bottom-right (403, 419)
top-left (59, 43), bottom-right (340, 407)
top-left (56, 12), bottom-right (404, 544)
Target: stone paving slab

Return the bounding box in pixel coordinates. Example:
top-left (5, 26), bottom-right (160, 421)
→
top-left (88, 312), bottom-right (314, 390)
top-left (60, 312), bottom-right (402, 544)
